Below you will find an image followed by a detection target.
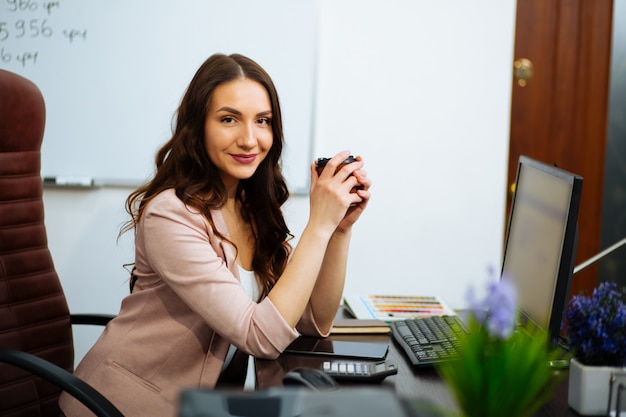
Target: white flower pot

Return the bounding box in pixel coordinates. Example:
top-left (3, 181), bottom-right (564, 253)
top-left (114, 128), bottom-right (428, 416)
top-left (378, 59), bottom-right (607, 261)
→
top-left (568, 357), bottom-right (623, 415)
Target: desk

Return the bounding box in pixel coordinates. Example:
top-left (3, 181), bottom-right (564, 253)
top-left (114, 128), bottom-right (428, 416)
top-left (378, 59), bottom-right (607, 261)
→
top-left (255, 333), bottom-right (578, 417)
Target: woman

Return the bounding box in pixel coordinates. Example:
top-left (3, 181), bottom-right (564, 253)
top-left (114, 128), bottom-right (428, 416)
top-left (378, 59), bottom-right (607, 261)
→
top-left (59, 53), bottom-right (371, 416)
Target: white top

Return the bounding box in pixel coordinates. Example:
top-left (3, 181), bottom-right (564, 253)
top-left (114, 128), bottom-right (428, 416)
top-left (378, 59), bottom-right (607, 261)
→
top-left (238, 265), bottom-right (260, 302)
top-left (222, 265), bottom-right (260, 389)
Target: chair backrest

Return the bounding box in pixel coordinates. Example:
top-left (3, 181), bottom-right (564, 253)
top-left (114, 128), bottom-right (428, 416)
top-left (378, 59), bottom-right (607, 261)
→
top-left (0, 69), bottom-right (75, 416)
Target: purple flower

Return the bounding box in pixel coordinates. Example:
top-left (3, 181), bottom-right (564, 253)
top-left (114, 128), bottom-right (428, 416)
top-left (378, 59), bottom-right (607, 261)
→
top-left (467, 275), bottom-right (518, 340)
top-left (565, 282), bottom-right (626, 366)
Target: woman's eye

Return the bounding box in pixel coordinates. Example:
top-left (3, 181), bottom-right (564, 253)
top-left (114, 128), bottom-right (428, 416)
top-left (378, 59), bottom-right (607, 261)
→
top-left (257, 118), bottom-right (271, 126)
top-left (221, 116), bottom-right (236, 124)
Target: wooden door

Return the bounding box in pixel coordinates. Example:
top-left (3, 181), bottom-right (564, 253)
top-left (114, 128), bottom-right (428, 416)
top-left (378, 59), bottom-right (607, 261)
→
top-left (508, 0), bottom-right (614, 297)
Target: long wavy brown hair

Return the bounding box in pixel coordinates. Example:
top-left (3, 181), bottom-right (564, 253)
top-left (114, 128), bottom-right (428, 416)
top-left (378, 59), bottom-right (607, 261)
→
top-left (123, 53), bottom-right (292, 298)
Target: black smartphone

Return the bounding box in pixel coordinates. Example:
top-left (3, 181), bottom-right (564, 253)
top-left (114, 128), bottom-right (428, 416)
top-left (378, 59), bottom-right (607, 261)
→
top-left (284, 337), bottom-right (388, 360)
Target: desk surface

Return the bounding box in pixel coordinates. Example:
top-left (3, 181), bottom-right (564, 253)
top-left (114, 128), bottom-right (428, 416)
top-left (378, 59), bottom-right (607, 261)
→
top-left (255, 331), bottom-right (579, 417)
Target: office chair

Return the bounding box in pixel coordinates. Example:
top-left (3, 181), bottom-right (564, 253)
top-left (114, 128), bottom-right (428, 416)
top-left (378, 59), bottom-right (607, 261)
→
top-left (0, 69), bottom-right (123, 417)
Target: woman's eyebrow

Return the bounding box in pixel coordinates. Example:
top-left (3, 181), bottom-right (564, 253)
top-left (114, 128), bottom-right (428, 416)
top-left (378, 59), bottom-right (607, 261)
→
top-left (216, 106), bottom-right (242, 115)
top-left (215, 107), bottom-right (272, 117)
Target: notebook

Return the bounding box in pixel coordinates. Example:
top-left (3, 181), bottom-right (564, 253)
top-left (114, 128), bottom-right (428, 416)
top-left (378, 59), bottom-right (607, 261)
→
top-left (331, 318), bottom-right (391, 334)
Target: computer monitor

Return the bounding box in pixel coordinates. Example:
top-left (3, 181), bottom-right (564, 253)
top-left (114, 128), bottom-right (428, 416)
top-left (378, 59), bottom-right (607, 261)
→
top-left (501, 155), bottom-right (583, 344)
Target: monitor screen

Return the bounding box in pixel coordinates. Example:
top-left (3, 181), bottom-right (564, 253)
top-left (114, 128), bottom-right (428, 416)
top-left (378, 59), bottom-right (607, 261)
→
top-left (501, 156), bottom-right (583, 343)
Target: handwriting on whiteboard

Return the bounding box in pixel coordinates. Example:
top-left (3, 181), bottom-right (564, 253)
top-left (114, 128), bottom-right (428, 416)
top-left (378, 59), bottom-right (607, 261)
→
top-left (0, 0), bottom-right (87, 67)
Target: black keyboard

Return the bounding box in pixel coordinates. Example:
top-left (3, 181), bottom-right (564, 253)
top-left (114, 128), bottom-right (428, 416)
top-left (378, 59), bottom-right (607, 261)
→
top-left (390, 315), bottom-right (470, 368)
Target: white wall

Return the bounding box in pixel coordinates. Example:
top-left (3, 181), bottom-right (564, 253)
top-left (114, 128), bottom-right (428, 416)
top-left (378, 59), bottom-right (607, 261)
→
top-left (43, 0), bottom-right (517, 364)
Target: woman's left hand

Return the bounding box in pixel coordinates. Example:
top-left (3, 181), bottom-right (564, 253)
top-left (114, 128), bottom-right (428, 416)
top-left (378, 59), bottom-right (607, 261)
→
top-left (335, 157), bottom-right (371, 234)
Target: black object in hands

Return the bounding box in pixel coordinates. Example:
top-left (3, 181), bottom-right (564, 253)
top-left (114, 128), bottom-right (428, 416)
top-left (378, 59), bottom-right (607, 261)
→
top-left (315, 155), bottom-right (357, 176)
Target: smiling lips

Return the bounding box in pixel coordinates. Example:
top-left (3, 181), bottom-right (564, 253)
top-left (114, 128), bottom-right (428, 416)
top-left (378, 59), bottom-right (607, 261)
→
top-left (231, 154), bottom-right (257, 164)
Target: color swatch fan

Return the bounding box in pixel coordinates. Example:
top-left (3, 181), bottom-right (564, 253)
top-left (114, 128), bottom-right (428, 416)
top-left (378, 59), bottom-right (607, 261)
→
top-left (343, 294), bottom-right (456, 321)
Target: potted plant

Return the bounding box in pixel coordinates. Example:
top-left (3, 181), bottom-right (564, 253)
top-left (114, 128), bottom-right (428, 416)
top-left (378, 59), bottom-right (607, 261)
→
top-left (564, 281), bottom-right (626, 415)
top-left (437, 278), bottom-right (565, 417)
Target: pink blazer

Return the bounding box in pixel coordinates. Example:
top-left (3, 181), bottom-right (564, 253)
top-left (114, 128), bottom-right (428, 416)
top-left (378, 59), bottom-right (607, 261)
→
top-left (59, 189), bottom-right (328, 416)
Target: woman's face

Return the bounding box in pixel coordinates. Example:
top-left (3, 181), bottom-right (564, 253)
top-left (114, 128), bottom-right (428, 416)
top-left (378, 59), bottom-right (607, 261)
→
top-left (204, 78), bottom-right (273, 190)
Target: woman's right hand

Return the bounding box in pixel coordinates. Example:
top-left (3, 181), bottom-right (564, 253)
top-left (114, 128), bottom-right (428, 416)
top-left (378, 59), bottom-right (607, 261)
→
top-left (308, 151), bottom-right (364, 235)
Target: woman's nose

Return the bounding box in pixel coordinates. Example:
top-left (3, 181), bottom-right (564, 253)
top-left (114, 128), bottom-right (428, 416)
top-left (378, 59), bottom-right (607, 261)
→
top-left (238, 123), bottom-right (256, 148)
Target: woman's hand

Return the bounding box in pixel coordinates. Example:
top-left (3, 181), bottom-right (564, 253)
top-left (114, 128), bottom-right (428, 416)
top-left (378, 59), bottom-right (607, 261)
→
top-left (336, 156), bottom-right (371, 234)
top-left (309, 151), bottom-right (371, 235)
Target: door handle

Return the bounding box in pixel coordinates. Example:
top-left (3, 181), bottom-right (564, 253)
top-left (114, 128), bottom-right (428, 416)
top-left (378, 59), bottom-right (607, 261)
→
top-left (513, 58), bottom-right (534, 87)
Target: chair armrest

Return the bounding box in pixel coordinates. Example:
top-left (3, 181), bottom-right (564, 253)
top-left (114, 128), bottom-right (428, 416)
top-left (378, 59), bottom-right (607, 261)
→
top-left (71, 314), bottom-right (115, 326)
top-left (0, 347), bottom-right (123, 417)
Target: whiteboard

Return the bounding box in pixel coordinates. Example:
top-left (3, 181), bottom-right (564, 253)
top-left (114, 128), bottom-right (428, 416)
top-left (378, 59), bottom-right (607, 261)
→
top-left (0, 0), bottom-right (316, 192)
